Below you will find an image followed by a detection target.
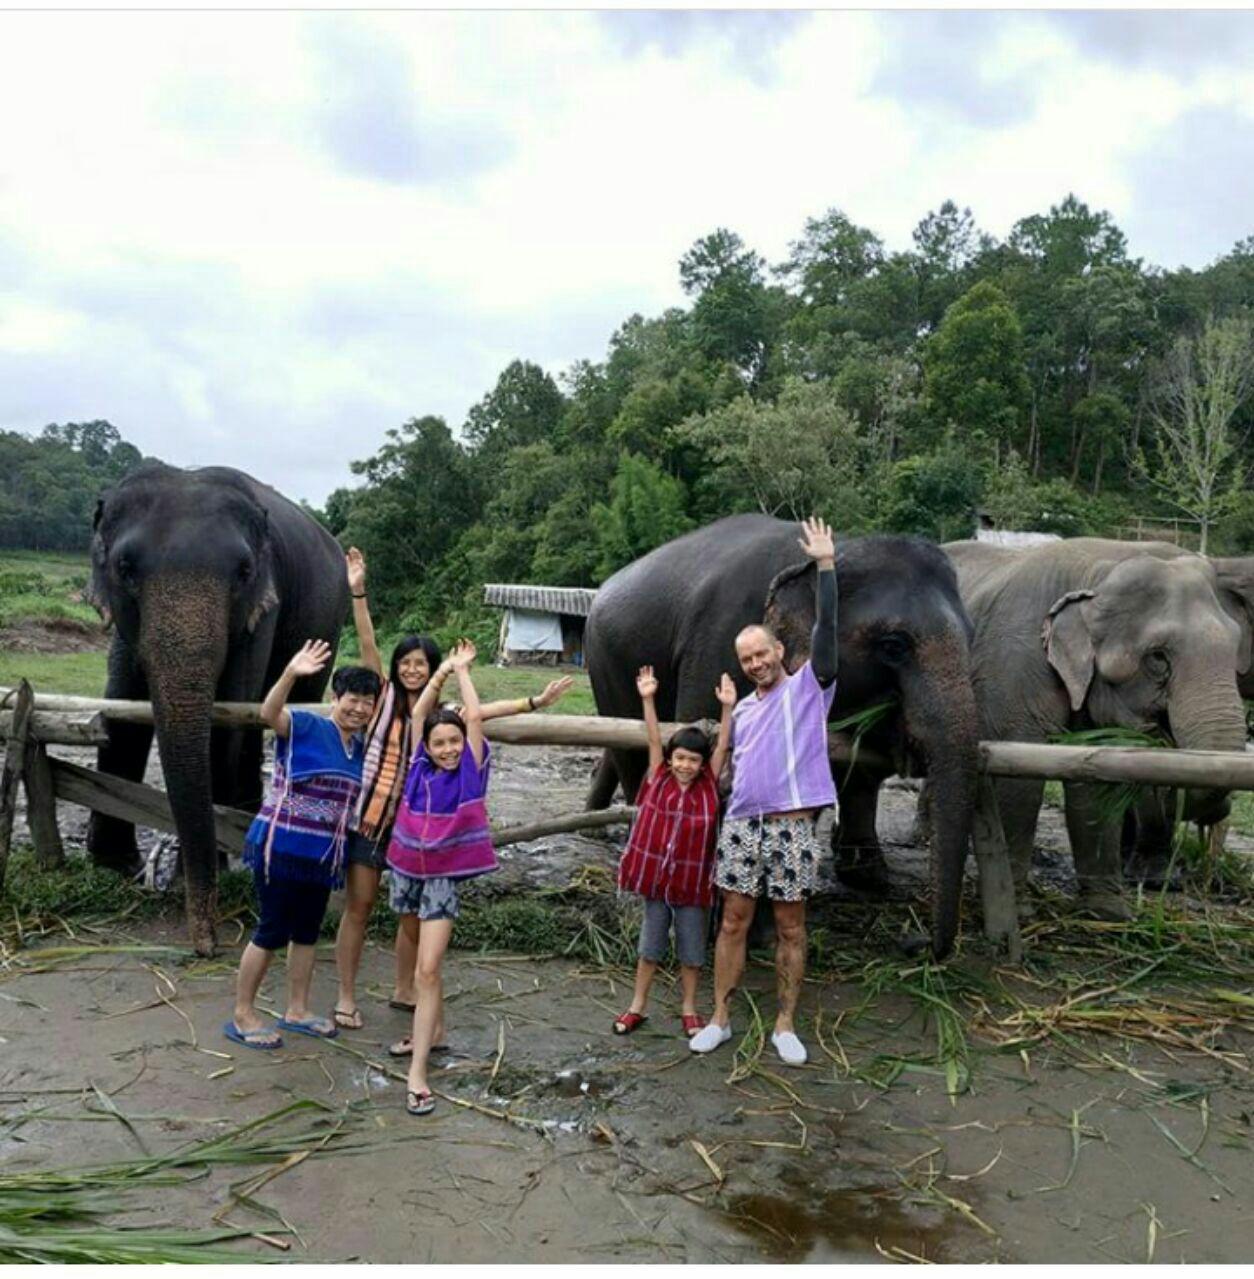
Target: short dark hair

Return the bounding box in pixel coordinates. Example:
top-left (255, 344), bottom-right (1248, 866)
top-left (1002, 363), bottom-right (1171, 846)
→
top-left (332, 665), bottom-right (383, 698)
top-left (665, 725), bottom-right (712, 761)
top-left (422, 705), bottom-right (467, 745)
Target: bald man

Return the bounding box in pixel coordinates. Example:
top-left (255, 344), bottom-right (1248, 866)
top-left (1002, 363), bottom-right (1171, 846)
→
top-left (690, 517), bottom-right (838, 1066)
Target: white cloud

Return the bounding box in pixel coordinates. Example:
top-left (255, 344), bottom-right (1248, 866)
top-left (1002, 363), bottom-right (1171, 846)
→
top-left (0, 10), bottom-right (1251, 503)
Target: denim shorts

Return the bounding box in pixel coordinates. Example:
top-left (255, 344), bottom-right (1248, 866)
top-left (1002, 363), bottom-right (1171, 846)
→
top-left (346, 829), bottom-right (389, 873)
top-left (389, 869), bottom-right (460, 921)
top-left (252, 870), bottom-right (331, 950)
top-left (638, 899), bottom-right (709, 967)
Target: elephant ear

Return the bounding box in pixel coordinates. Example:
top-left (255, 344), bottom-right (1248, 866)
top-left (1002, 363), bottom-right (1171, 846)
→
top-left (245, 510), bottom-right (280, 633)
top-left (1042, 589), bottom-right (1096, 712)
top-left (763, 561), bottom-right (815, 673)
top-left (1211, 558), bottom-right (1254, 674)
top-left (85, 498), bottom-right (113, 628)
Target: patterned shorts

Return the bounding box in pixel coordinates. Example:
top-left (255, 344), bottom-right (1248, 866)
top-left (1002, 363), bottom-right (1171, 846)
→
top-left (388, 870), bottom-right (460, 921)
top-left (715, 815), bottom-right (822, 902)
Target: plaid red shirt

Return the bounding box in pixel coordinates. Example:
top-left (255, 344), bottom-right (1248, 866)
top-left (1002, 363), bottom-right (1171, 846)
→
top-left (618, 762), bottom-right (720, 908)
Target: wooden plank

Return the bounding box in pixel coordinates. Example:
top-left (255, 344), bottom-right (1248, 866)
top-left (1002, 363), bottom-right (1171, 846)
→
top-left (491, 806), bottom-right (637, 848)
top-left (979, 741), bottom-right (1254, 790)
top-left (971, 774), bottom-right (1022, 962)
top-left (0, 680), bottom-right (33, 888)
top-left (24, 741), bottom-right (65, 869)
top-left (48, 757), bottom-right (252, 855)
top-left (0, 710), bottom-right (108, 746)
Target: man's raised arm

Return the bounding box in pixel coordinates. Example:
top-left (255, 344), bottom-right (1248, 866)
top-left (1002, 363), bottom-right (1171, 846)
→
top-left (798, 516), bottom-right (838, 688)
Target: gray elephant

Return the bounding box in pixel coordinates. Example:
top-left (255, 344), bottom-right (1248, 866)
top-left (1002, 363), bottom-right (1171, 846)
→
top-left (87, 463), bottom-right (348, 955)
top-left (943, 537), bottom-right (1247, 917)
top-left (585, 514), bottom-right (980, 960)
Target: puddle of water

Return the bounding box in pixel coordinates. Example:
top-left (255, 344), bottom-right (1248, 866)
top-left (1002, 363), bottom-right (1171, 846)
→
top-left (724, 1187), bottom-right (974, 1263)
top-left (551, 1070), bottom-right (605, 1098)
top-left (350, 1067), bottom-right (392, 1091)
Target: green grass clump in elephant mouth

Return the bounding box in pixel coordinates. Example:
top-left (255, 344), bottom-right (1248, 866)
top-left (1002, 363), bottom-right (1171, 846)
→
top-left (1047, 726), bottom-right (1174, 827)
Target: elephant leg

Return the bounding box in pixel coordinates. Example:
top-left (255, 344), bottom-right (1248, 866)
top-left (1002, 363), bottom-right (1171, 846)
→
top-left (833, 767), bottom-right (890, 893)
top-left (585, 750), bottom-right (619, 809)
top-left (88, 639), bottom-right (152, 875)
top-left (610, 748), bottom-right (649, 805)
top-left (993, 777), bottom-right (1046, 916)
top-left (1123, 789), bottom-right (1178, 888)
top-left (1064, 782), bottom-right (1133, 921)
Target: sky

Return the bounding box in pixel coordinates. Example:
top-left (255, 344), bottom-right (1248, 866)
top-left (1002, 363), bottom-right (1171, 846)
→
top-left (2, 9), bottom-right (1254, 505)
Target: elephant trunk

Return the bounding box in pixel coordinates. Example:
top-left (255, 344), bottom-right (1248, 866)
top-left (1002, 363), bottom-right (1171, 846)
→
top-left (138, 574), bottom-right (230, 957)
top-left (1167, 661), bottom-right (1247, 827)
top-left (901, 632), bottom-right (980, 960)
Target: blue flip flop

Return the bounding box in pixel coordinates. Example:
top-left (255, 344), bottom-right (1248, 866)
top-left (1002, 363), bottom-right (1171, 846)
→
top-left (223, 1020), bottom-right (283, 1051)
top-left (277, 1015), bottom-right (339, 1040)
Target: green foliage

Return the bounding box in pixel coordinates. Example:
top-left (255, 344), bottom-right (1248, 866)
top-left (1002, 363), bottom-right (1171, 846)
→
top-left (677, 377), bottom-right (876, 524)
top-left (593, 453), bottom-right (692, 579)
top-left (879, 438), bottom-right (987, 542)
top-left (0, 421), bottom-right (151, 552)
top-left (924, 281), bottom-right (1029, 457)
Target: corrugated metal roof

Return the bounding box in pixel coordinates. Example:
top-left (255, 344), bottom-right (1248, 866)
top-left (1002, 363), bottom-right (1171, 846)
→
top-left (483, 584), bottom-right (598, 617)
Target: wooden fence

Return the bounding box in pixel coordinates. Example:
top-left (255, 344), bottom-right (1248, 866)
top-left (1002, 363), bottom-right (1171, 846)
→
top-left (4, 681), bottom-right (1254, 961)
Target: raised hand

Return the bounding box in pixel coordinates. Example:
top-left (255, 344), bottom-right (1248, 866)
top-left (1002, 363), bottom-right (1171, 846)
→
top-left (448, 639), bottom-right (477, 671)
top-left (287, 639), bottom-right (332, 679)
top-left (798, 516), bottom-right (836, 566)
top-left (715, 673), bottom-right (737, 707)
top-left (636, 665), bottom-right (659, 700)
top-left (345, 547), bottom-right (367, 594)
top-left (534, 676), bottom-right (574, 709)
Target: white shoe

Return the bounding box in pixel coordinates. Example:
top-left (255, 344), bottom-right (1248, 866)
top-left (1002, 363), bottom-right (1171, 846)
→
top-left (771, 1030), bottom-right (808, 1066)
top-left (689, 1022), bottom-right (733, 1054)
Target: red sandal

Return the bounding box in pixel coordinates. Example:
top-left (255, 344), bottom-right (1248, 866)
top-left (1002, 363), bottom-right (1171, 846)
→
top-left (681, 1013), bottom-right (705, 1038)
top-left (613, 1011), bottom-right (647, 1035)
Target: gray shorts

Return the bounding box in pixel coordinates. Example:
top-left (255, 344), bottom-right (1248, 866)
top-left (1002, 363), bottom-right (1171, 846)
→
top-left (346, 829), bottom-right (388, 873)
top-left (389, 869), bottom-right (460, 921)
top-left (638, 899), bottom-right (709, 967)
top-left (715, 815), bottom-right (821, 902)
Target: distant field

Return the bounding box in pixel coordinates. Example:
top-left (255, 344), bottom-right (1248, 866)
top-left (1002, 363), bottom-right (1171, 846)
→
top-left (0, 549), bottom-right (98, 630)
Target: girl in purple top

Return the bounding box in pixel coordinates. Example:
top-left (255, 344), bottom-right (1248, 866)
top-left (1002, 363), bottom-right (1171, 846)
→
top-left (385, 638), bottom-right (490, 1116)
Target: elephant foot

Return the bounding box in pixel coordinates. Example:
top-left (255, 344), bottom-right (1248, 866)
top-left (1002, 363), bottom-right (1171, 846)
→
top-left (86, 819), bottom-right (143, 878)
top-left (1075, 888), bottom-right (1134, 923)
top-left (1123, 853), bottom-right (1179, 892)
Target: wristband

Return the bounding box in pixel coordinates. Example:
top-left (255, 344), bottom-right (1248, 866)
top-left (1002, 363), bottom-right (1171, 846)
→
top-left (527, 696), bottom-right (537, 712)
top-left (351, 592), bottom-right (367, 599)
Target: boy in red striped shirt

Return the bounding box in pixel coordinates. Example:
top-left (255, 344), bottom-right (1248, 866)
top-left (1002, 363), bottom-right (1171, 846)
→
top-left (614, 665), bottom-right (735, 1038)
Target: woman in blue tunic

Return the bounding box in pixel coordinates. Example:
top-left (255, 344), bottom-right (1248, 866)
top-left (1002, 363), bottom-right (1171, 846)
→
top-left (224, 640), bottom-right (381, 1049)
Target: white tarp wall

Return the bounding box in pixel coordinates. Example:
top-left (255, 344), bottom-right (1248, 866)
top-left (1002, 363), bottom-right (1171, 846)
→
top-left (975, 529), bottom-right (1062, 548)
top-left (505, 607), bottom-right (564, 652)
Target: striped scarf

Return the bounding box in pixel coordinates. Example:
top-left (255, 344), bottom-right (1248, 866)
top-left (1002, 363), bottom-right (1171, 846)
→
top-left (354, 681), bottom-right (412, 840)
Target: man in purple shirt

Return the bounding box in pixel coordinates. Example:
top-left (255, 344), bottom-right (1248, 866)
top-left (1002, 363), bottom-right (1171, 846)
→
top-left (691, 517), bottom-right (838, 1066)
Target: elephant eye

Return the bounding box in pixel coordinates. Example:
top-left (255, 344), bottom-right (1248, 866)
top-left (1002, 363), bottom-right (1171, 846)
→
top-left (1144, 648), bottom-right (1171, 680)
top-left (115, 553), bottom-right (137, 585)
top-left (877, 632), bottom-right (912, 664)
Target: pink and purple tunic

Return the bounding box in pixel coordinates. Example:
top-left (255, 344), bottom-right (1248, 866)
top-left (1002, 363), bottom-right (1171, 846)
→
top-left (386, 741), bottom-right (498, 881)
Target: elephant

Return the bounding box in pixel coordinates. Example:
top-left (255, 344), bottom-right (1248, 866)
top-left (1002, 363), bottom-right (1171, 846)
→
top-left (941, 537), bottom-right (1248, 917)
top-left (86, 463), bottom-right (348, 955)
top-left (584, 513), bottom-right (980, 960)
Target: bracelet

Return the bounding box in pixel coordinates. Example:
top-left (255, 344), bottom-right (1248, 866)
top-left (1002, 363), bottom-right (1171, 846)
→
top-left (351, 592), bottom-right (367, 599)
top-left (527, 696), bottom-right (537, 712)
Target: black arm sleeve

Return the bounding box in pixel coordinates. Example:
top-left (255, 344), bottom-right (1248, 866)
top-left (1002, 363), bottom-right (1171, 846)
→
top-left (809, 566), bottom-right (838, 687)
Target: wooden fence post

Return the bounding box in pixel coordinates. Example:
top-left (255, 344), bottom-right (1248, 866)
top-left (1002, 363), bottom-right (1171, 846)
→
top-left (24, 741), bottom-right (64, 869)
top-left (971, 774), bottom-right (1022, 963)
top-left (0, 680), bottom-right (34, 890)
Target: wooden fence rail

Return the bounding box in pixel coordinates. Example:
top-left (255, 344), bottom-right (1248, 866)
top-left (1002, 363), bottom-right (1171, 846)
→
top-left (5, 686), bottom-right (1254, 962)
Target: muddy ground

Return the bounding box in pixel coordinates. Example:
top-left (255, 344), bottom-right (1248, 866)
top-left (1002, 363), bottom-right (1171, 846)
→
top-left (5, 743), bottom-right (1254, 1262)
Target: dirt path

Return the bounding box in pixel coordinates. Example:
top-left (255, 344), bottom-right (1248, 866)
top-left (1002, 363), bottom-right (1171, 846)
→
top-left (6, 744), bottom-right (1254, 1261)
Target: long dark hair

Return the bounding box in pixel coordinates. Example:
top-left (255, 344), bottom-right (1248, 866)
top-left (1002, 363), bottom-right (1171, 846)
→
top-left (388, 635), bottom-right (443, 724)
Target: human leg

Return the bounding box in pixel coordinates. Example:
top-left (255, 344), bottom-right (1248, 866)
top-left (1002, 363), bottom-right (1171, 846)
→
top-left (334, 856), bottom-right (381, 1025)
top-left (619, 899), bottom-right (668, 1026)
top-left (673, 906), bottom-right (708, 1019)
top-left (770, 899), bottom-right (807, 1034)
top-left (231, 870), bottom-right (288, 1043)
top-left (283, 881), bottom-right (333, 1032)
top-left (408, 917), bottom-right (455, 1107)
